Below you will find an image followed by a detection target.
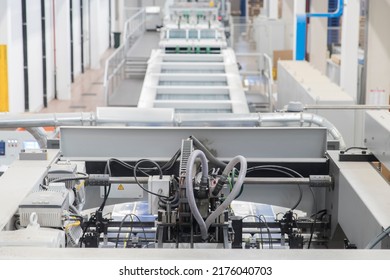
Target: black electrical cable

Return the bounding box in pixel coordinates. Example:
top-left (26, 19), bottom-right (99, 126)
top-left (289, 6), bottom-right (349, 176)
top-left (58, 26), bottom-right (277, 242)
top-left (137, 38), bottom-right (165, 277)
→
top-left (307, 211), bottom-right (317, 249)
top-left (50, 175), bottom-right (89, 184)
top-left (79, 213), bottom-right (96, 247)
top-left (304, 209), bottom-right (328, 249)
top-left (344, 146), bottom-right (368, 153)
top-left (248, 166), bottom-right (303, 211)
top-left (159, 193), bottom-right (179, 208)
top-left (161, 149), bottom-right (181, 171)
top-left (133, 159), bottom-right (170, 199)
top-left (228, 168), bottom-right (245, 200)
top-left (69, 215), bottom-right (83, 222)
top-left (242, 215), bottom-right (272, 249)
top-left (247, 165), bottom-right (303, 178)
top-left (115, 214), bottom-right (147, 248)
top-left (107, 158), bottom-right (149, 177)
top-left (242, 215), bottom-right (263, 248)
top-left (259, 214), bottom-right (273, 249)
top-left (257, 165), bottom-right (317, 249)
top-left (307, 186), bottom-right (318, 249)
top-left (106, 149), bottom-right (180, 177)
top-left (159, 177), bottom-right (179, 206)
top-left (246, 164), bottom-right (322, 248)
top-left (252, 165), bottom-right (317, 249)
top-left (98, 159), bottom-right (114, 212)
top-left (79, 161), bottom-right (112, 247)
top-left (135, 159), bottom-right (163, 179)
top-left (98, 185), bottom-right (111, 212)
top-left (116, 214), bottom-right (133, 248)
top-left (310, 209), bottom-right (327, 220)
top-left (106, 157), bottom-right (177, 199)
top-left (126, 214), bottom-right (147, 246)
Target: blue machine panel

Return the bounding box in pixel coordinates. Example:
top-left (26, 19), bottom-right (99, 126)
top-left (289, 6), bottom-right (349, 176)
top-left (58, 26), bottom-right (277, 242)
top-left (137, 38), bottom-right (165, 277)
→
top-left (0, 141), bottom-right (5, 156)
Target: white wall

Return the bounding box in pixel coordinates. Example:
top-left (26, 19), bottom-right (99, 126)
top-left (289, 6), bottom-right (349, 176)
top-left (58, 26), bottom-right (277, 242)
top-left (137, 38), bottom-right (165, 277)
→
top-left (6, 0), bottom-right (25, 113)
top-left (0, 1), bottom-right (7, 44)
top-left (90, 0), bottom-right (110, 69)
top-left (55, 0), bottom-right (72, 99)
top-left (83, 0), bottom-right (91, 70)
top-left (124, 0), bottom-right (139, 8)
top-left (98, 0), bottom-right (109, 57)
top-left (366, 0), bottom-right (390, 103)
top-left (73, 0), bottom-right (82, 76)
top-left (281, 0), bottom-right (294, 50)
top-left (2, 0), bottom-right (57, 112)
top-left (46, 0), bottom-right (55, 102)
top-left (90, 0), bottom-right (99, 69)
top-left (2, 0), bottom-right (110, 109)
top-left (308, 0), bottom-right (328, 74)
top-left (27, 0), bottom-right (44, 112)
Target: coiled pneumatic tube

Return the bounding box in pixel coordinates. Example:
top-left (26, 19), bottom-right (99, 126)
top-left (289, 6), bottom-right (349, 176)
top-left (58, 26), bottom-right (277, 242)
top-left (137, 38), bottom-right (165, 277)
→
top-left (185, 150), bottom-right (209, 240)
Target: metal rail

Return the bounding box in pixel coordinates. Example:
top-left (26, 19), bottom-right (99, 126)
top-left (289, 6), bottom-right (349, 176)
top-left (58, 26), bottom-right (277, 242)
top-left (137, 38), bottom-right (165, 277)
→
top-left (103, 8), bottom-right (146, 106)
top-left (305, 105), bottom-right (390, 110)
top-left (0, 111), bottom-right (346, 149)
top-left (235, 53), bottom-right (274, 112)
top-left (108, 176), bottom-right (331, 187)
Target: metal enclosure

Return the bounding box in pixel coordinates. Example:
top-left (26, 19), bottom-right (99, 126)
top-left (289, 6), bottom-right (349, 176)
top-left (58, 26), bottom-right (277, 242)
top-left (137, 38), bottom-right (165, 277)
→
top-left (365, 110), bottom-right (390, 170)
top-left (60, 126), bottom-right (327, 160)
top-left (277, 60), bottom-right (356, 146)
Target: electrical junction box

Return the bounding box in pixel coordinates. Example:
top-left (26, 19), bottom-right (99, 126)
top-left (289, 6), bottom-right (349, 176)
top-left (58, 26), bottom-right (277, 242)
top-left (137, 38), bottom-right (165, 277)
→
top-left (148, 176), bottom-right (171, 215)
top-left (19, 190), bottom-right (69, 228)
top-left (19, 149), bottom-right (48, 160)
top-left (47, 162), bottom-right (78, 189)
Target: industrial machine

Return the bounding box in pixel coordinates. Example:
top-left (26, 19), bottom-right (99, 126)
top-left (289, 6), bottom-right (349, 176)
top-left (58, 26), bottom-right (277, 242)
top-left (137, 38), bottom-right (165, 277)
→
top-left (0, 109), bottom-right (389, 254)
top-left (0, 125), bottom-right (330, 249)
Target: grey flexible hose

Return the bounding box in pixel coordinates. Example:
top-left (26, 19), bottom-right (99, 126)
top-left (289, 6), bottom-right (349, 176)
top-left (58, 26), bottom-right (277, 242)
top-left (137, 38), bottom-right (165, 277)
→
top-left (25, 127), bottom-right (47, 149)
top-left (205, 155), bottom-right (247, 231)
top-left (185, 150), bottom-right (209, 240)
top-left (365, 226), bottom-right (390, 249)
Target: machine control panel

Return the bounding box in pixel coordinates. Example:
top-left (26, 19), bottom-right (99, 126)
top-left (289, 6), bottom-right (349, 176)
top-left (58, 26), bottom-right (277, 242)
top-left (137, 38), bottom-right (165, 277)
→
top-left (0, 131), bottom-right (37, 167)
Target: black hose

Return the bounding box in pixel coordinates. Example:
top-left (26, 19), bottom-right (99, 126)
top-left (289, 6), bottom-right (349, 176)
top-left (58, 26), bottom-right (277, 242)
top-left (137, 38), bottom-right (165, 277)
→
top-left (190, 135), bottom-right (227, 169)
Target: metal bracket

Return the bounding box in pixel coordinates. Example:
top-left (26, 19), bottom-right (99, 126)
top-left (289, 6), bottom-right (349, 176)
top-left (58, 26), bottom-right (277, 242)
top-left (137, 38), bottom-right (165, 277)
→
top-left (339, 151), bottom-right (378, 162)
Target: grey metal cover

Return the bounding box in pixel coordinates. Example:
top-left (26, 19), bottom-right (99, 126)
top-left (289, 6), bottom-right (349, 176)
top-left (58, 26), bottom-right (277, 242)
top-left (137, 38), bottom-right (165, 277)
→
top-left (59, 127), bottom-right (327, 160)
top-left (365, 111), bottom-right (390, 170)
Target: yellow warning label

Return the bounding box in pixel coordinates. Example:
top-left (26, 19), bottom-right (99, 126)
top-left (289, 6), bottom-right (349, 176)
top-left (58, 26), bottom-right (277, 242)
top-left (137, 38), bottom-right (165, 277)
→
top-left (0, 45), bottom-right (9, 112)
top-left (117, 184), bottom-right (125, 191)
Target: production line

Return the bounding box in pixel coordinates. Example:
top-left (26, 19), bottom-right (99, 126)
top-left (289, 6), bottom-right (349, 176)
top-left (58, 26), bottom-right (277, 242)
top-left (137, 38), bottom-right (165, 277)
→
top-left (0, 0), bottom-right (390, 259)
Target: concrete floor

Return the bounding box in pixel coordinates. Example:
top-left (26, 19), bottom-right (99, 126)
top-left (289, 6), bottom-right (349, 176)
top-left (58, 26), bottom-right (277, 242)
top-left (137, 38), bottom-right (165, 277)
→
top-left (40, 49), bottom-right (114, 113)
